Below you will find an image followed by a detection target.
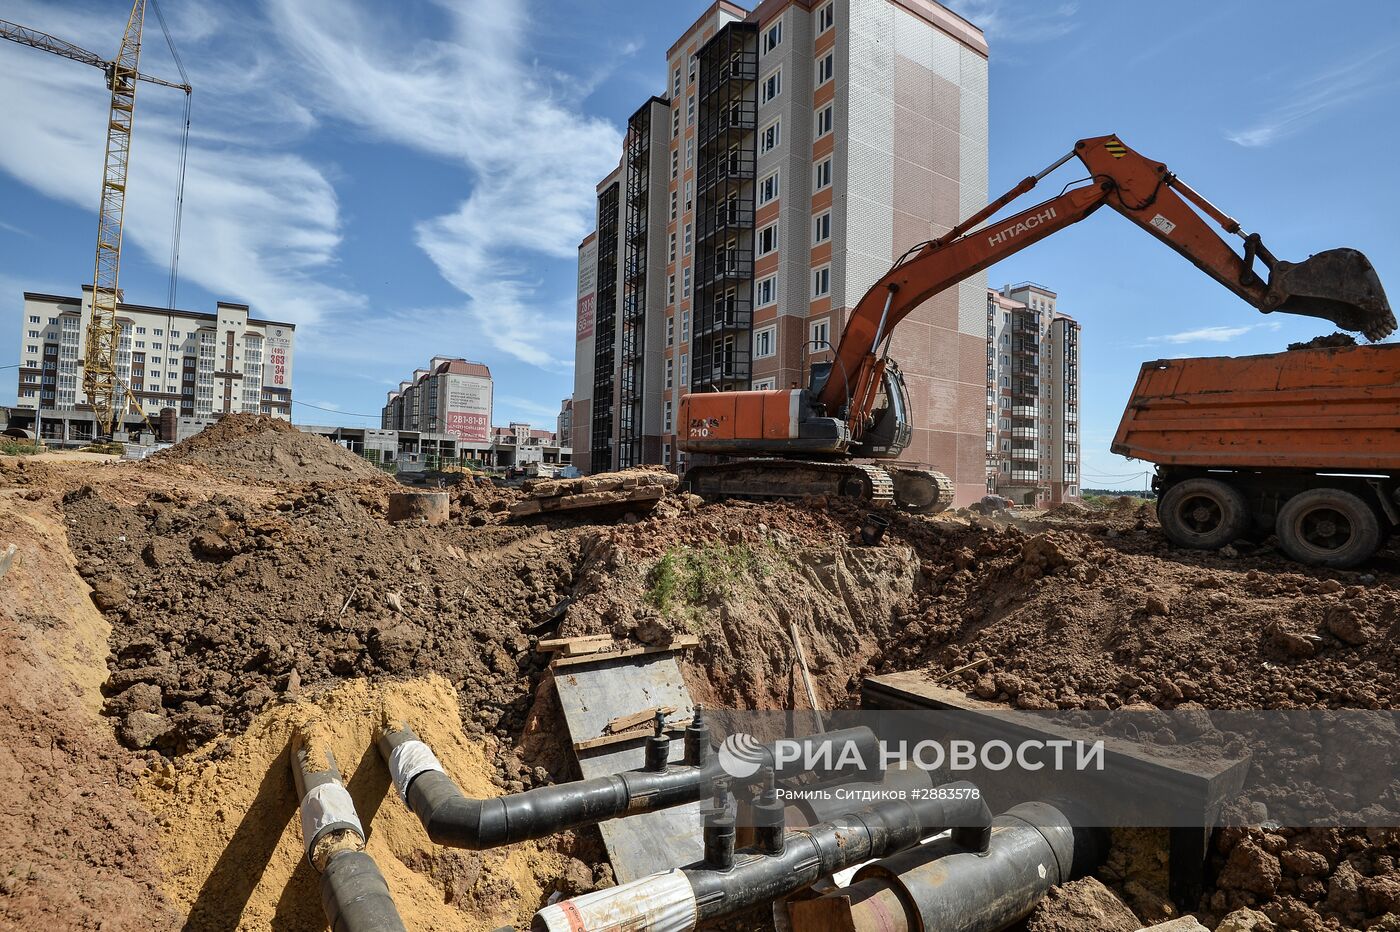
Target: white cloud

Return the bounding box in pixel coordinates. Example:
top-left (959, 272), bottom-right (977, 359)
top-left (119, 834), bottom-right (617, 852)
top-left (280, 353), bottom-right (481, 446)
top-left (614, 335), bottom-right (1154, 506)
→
top-left (946, 0), bottom-right (1078, 42)
top-left (1227, 46), bottom-right (1397, 147)
top-left (0, 1), bottom-right (361, 331)
top-left (266, 0), bottom-right (624, 369)
top-left (1145, 321), bottom-right (1282, 345)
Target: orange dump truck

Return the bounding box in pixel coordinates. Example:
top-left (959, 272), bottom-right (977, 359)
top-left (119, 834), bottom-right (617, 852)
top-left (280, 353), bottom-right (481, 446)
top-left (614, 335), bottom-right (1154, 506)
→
top-left (1113, 342), bottom-right (1400, 567)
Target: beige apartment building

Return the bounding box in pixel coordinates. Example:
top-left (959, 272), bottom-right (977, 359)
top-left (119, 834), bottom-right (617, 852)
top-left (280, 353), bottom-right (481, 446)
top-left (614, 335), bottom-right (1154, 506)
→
top-left (14, 287), bottom-right (294, 442)
top-left (985, 283), bottom-right (1081, 505)
top-left (573, 0), bottom-right (991, 505)
top-left (382, 356), bottom-right (493, 451)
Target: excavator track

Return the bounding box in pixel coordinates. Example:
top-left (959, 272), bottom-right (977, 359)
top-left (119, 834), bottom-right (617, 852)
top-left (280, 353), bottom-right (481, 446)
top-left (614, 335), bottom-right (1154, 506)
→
top-left (885, 466), bottom-right (956, 515)
top-left (684, 459), bottom-right (894, 507)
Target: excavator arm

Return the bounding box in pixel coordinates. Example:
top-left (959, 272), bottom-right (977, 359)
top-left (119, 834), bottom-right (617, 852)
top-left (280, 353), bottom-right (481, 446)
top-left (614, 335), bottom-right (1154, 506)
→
top-left (820, 134), bottom-right (1394, 439)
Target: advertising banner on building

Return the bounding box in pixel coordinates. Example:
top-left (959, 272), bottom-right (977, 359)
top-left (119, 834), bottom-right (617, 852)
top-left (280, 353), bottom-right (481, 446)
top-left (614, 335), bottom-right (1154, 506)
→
top-left (445, 374), bottom-right (491, 443)
top-left (265, 329), bottom-right (293, 388)
top-left (576, 245), bottom-right (597, 342)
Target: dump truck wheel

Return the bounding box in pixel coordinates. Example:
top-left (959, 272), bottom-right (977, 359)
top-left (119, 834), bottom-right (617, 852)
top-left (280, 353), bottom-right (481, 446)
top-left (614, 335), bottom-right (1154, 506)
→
top-left (1275, 488), bottom-right (1381, 568)
top-left (1158, 478), bottom-right (1250, 550)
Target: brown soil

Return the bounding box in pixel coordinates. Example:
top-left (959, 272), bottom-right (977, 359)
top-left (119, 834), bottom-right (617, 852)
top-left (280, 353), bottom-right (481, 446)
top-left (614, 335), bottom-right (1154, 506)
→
top-left (6, 436), bottom-right (1400, 931)
top-left (0, 475), bottom-right (180, 929)
top-left (150, 413), bottom-right (388, 484)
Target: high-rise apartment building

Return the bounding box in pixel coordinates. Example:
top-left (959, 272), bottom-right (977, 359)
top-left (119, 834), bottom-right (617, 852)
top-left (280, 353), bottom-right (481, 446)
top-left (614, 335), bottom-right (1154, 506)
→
top-left (16, 287), bottom-right (294, 440)
top-left (573, 0), bottom-right (990, 504)
top-left (985, 283), bottom-right (1081, 505)
top-left (382, 357), bottom-right (493, 446)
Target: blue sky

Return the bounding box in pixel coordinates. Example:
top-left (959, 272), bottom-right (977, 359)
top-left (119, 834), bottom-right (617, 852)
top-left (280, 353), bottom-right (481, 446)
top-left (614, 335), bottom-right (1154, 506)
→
top-left (1, 1), bottom-right (1397, 488)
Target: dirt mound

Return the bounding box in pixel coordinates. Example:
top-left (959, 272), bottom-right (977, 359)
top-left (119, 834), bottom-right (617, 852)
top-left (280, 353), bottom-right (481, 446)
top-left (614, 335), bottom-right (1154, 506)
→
top-left (1289, 332), bottom-right (1357, 351)
top-left (63, 481), bottom-right (585, 762)
top-left (563, 496), bottom-right (917, 710)
top-left (0, 488), bottom-right (179, 929)
top-left (136, 675), bottom-right (591, 931)
top-left (152, 413), bottom-right (386, 484)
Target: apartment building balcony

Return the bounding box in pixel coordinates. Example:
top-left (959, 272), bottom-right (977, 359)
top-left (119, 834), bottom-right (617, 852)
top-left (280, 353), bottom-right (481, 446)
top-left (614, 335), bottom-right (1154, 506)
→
top-left (697, 198), bottom-right (754, 241)
top-left (697, 154), bottom-right (756, 193)
top-left (1011, 443), bottom-right (1038, 457)
top-left (1012, 405), bottom-right (1037, 418)
top-left (1010, 427), bottom-right (1037, 440)
top-left (1009, 471), bottom-right (1042, 484)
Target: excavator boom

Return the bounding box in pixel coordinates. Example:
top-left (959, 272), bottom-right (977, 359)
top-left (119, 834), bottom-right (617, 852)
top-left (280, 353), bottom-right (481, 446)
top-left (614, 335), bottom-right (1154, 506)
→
top-left (819, 134), bottom-right (1394, 433)
top-left (678, 134), bottom-right (1392, 514)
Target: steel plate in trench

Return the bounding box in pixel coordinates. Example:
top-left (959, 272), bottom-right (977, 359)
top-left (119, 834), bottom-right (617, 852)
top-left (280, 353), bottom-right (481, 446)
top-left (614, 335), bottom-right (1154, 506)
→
top-left (552, 649), bottom-right (702, 882)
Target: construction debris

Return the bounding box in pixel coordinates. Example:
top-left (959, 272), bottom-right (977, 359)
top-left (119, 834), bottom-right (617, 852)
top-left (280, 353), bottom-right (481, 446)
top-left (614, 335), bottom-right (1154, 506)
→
top-left (509, 467), bottom-right (679, 518)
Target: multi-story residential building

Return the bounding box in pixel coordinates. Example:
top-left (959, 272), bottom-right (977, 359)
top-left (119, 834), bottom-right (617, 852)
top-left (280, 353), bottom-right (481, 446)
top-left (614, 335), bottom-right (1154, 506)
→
top-left (381, 357), bottom-right (493, 457)
top-left (557, 397), bottom-right (574, 446)
top-left (985, 282), bottom-right (1081, 505)
top-left (573, 0), bottom-right (990, 504)
top-left (14, 287), bottom-right (294, 442)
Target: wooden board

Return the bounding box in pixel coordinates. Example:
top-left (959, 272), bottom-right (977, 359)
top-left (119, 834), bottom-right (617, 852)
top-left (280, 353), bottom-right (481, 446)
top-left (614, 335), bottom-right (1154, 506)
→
top-left (549, 636), bottom-right (698, 670)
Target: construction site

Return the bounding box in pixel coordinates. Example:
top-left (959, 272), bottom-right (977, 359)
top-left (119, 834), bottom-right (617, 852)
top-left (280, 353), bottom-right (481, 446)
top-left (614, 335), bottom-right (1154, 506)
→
top-left (3, 1), bottom-right (1400, 931)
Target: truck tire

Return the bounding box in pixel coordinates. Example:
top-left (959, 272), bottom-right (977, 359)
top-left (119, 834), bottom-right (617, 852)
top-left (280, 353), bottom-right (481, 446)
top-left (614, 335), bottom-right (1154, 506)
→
top-left (1158, 478), bottom-right (1251, 550)
top-left (1275, 488), bottom-right (1381, 568)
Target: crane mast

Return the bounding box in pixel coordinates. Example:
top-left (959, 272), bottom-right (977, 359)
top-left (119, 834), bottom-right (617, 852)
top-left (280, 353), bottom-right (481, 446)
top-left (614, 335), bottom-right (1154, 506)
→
top-left (1, 1), bottom-right (190, 440)
top-left (84, 0), bottom-right (146, 439)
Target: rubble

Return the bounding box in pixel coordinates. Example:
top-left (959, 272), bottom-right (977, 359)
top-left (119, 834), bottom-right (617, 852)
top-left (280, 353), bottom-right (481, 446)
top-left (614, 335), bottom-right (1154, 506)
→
top-left (509, 467), bottom-right (679, 518)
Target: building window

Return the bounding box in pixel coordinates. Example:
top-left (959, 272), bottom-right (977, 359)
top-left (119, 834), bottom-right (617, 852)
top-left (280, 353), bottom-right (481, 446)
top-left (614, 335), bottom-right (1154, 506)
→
top-left (810, 318), bottom-right (830, 349)
top-left (815, 104), bottom-right (833, 137)
top-left (759, 119), bottom-right (781, 154)
top-left (671, 149), bottom-right (679, 178)
top-left (812, 265), bottom-right (831, 298)
top-left (27, 330), bottom-right (38, 339)
top-left (664, 400), bottom-right (673, 432)
top-left (684, 223), bottom-right (693, 255)
top-left (673, 67), bottom-right (682, 97)
top-left (683, 267), bottom-right (692, 298)
top-left (754, 326), bottom-right (776, 358)
top-left (26, 345), bottom-right (38, 354)
top-left (762, 17), bottom-right (783, 54)
top-left (680, 352), bottom-right (688, 386)
top-left (756, 222), bottom-right (779, 256)
top-left (682, 310), bottom-right (691, 341)
top-left (27, 315), bottom-right (39, 324)
top-left (136, 326), bottom-right (146, 334)
top-left (752, 378), bottom-right (776, 391)
top-left (818, 2), bottom-right (835, 32)
top-left (814, 157), bottom-right (832, 190)
top-left (817, 51), bottom-right (834, 85)
top-left (761, 67), bottom-right (781, 104)
top-left (755, 275), bottom-right (778, 307)
top-left (685, 180), bottom-right (693, 212)
top-left (666, 358), bottom-right (674, 389)
top-left (687, 94), bottom-right (695, 122)
top-left (757, 170), bottom-right (780, 206)
top-left (813, 210), bottom-right (831, 244)
top-left (669, 232), bottom-right (677, 263)
top-left (668, 275), bottom-right (676, 305)
top-left (671, 190), bottom-right (678, 221)
top-left (673, 107), bottom-right (681, 138)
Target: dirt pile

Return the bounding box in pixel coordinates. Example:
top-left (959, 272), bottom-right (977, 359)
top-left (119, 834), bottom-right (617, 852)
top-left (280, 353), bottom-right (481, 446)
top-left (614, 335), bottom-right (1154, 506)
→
top-left (63, 481), bottom-right (585, 762)
top-left (563, 496), bottom-right (918, 710)
top-left (871, 508), bottom-right (1400, 711)
top-left (0, 487), bottom-right (179, 929)
top-left (151, 413), bottom-right (387, 484)
top-left (135, 675), bottom-right (596, 932)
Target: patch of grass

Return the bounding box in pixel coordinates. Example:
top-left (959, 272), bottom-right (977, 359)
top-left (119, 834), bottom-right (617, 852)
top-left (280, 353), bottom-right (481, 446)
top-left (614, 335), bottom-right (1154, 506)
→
top-left (0, 440), bottom-right (43, 456)
top-left (644, 542), bottom-right (771, 621)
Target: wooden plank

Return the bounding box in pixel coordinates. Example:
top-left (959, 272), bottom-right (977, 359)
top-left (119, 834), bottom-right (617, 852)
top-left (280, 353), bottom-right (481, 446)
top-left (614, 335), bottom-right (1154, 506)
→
top-left (536, 633), bottom-right (613, 656)
top-left (549, 635), bottom-right (699, 670)
top-left (604, 705), bottom-right (676, 735)
top-left (574, 723), bottom-right (688, 752)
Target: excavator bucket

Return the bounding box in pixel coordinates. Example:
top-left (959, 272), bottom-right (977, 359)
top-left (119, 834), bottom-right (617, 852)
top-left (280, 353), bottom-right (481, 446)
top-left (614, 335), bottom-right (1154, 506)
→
top-left (1267, 248), bottom-right (1395, 341)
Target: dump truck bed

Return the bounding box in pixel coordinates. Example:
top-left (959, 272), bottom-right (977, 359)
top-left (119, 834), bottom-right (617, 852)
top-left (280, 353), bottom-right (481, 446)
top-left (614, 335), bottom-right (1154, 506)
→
top-left (1112, 342), bottom-right (1400, 470)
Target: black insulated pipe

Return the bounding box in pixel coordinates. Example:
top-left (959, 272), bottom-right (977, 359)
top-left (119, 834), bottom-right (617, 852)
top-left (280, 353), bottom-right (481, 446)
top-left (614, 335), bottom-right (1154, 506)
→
top-left (378, 715), bottom-right (881, 851)
top-left (531, 782), bottom-right (992, 931)
top-left (290, 724), bottom-right (407, 932)
top-left (791, 801), bottom-right (1109, 932)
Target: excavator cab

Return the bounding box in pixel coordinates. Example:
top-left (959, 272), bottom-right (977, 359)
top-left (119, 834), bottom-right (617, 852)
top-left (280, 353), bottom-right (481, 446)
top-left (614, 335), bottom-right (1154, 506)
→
top-left (1264, 248), bottom-right (1395, 341)
top-left (852, 361), bottom-right (913, 459)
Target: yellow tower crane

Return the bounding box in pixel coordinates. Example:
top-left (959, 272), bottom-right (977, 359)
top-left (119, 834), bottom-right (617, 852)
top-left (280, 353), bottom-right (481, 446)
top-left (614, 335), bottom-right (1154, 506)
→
top-left (1, 0), bottom-right (191, 439)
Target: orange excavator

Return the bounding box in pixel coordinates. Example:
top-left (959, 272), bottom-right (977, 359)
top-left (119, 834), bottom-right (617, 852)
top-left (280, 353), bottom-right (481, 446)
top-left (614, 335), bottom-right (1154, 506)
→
top-left (678, 134), bottom-right (1393, 512)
